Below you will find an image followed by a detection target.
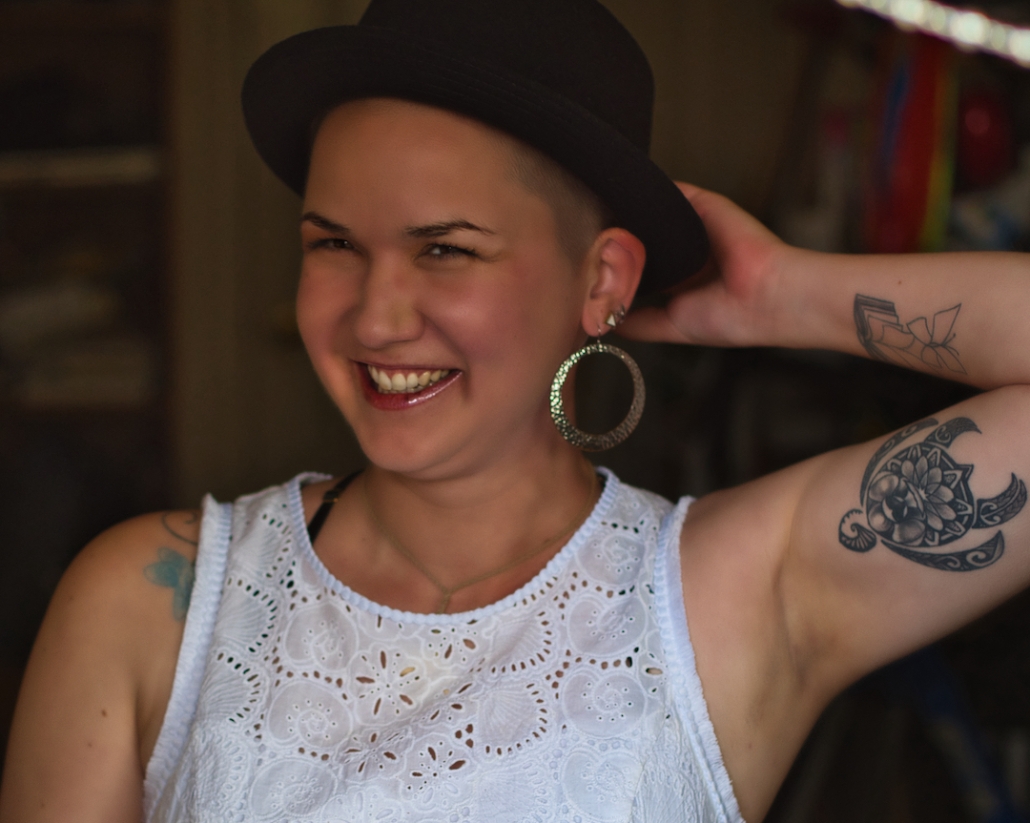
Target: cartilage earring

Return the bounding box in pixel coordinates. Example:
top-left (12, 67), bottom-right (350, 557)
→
top-left (605, 304), bottom-right (627, 329)
top-left (549, 340), bottom-right (645, 452)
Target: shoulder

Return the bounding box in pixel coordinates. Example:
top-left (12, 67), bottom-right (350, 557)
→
top-left (43, 510), bottom-right (202, 745)
top-left (71, 509), bottom-right (200, 586)
top-left (47, 509), bottom-right (200, 640)
top-left (0, 510), bottom-right (201, 822)
top-left (55, 511), bottom-right (201, 642)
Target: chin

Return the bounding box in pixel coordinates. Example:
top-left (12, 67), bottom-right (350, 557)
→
top-left (337, 384), bottom-right (464, 477)
top-left (355, 428), bottom-right (472, 478)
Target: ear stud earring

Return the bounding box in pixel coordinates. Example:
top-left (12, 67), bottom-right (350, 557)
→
top-left (605, 304), bottom-right (627, 329)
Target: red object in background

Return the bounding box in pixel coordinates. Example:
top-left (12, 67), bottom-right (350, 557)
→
top-left (957, 88), bottom-right (1015, 190)
top-left (865, 34), bottom-right (957, 254)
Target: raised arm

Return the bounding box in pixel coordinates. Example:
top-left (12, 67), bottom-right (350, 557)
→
top-left (621, 185), bottom-right (1030, 821)
top-left (0, 511), bottom-right (199, 823)
top-left (622, 183), bottom-right (1030, 390)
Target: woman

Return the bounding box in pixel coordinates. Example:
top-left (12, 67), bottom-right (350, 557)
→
top-left (3, 0), bottom-right (1030, 821)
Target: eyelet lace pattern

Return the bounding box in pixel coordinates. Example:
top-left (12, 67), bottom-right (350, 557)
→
top-left (145, 472), bottom-right (742, 823)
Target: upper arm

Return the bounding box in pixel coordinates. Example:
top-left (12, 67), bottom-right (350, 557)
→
top-left (679, 385), bottom-right (1030, 821)
top-left (0, 510), bottom-right (199, 823)
top-left (790, 384), bottom-right (1030, 688)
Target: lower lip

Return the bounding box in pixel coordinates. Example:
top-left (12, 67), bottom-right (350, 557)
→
top-left (357, 364), bottom-right (462, 410)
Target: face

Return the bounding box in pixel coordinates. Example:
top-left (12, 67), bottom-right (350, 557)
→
top-left (298, 98), bottom-right (594, 478)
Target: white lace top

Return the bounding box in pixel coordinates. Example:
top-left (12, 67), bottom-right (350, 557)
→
top-left (143, 470), bottom-right (743, 823)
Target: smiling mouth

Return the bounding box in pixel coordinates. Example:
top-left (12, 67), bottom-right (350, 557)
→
top-left (367, 364), bottom-right (454, 394)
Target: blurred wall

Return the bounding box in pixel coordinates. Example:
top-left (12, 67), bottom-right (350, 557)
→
top-left (169, 0), bottom-right (368, 506)
top-left (609, 0), bottom-right (806, 209)
top-left (167, 0), bottom-right (806, 506)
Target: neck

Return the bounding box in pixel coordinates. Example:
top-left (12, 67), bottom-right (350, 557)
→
top-left (362, 441), bottom-right (599, 610)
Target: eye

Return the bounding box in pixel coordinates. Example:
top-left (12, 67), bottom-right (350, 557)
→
top-left (305, 236), bottom-right (353, 253)
top-left (423, 243), bottom-right (477, 260)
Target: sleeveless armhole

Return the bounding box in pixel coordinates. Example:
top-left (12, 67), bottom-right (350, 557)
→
top-left (654, 497), bottom-right (746, 823)
top-left (142, 495), bottom-right (233, 818)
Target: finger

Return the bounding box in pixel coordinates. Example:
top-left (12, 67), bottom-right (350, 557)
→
top-left (674, 184), bottom-right (739, 252)
top-left (675, 181), bottom-right (704, 200)
top-left (616, 306), bottom-right (691, 344)
top-left (675, 181), bottom-right (731, 220)
top-left (679, 185), bottom-right (779, 267)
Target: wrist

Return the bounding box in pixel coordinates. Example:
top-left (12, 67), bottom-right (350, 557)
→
top-left (757, 246), bottom-right (841, 352)
top-left (747, 241), bottom-right (802, 348)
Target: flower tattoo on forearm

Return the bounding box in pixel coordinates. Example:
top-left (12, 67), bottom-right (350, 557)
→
top-left (854, 295), bottom-right (966, 374)
top-left (838, 418), bottom-right (1027, 570)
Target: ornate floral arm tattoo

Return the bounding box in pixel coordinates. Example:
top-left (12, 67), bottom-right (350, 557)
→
top-left (838, 418), bottom-right (1027, 570)
top-left (854, 294), bottom-right (966, 374)
top-left (143, 512), bottom-right (199, 620)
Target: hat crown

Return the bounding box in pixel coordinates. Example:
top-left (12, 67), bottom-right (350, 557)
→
top-left (358, 0), bottom-right (654, 151)
top-left (242, 0), bottom-right (710, 292)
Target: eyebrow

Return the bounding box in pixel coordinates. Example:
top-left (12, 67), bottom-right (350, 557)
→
top-left (301, 211), bottom-right (349, 234)
top-left (301, 213), bottom-right (495, 239)
top-left (405, 220), bottom-right (496, 238)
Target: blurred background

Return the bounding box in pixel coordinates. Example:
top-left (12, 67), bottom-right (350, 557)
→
top-left (0, 0), bottom-right (1028, 819)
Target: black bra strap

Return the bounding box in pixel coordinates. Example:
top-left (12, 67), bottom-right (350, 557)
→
top-left (308, 469), bottom-right (606, 544)
top-left (306, 470), bottom-right (362, 543)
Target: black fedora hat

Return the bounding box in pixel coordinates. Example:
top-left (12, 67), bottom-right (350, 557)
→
top-left (242, 0), bottom-right (709, 295)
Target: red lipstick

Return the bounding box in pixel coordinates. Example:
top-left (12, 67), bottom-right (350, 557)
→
top-left (357, 363), bottom-right (462, 410)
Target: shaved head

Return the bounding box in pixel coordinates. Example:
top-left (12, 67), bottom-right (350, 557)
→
top-left (506, 140), bottom-right (614, 265)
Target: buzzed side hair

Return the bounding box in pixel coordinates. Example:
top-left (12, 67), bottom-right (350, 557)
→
top-left (506, 141), bottom-right (615, 266)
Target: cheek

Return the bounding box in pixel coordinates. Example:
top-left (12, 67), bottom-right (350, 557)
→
top-left (502, 252), bottom-right (585, 354)
top-left (295, 265), bottom-right (353, 367)
top-left (295, 273), bottom-right (326, 356)
top-left (436, 257), bottom-right (581, 387)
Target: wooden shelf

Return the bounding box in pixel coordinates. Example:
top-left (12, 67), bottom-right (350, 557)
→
top-left (0, 145), bottom-right (162, 188)
top-left (0, 2), bottom-right (160, 32)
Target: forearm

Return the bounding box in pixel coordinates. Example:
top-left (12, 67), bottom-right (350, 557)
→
top-left (767, 248), bottom-right (1030, 390)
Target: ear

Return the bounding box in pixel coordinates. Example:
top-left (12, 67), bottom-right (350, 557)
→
top-left (580, 228), bottom-right (646, 338)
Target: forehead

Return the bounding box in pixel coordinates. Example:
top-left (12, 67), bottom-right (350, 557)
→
top-left (308, 98), bottom-right (517, 189)
top-left (304, 98), bottom-right (567, 252)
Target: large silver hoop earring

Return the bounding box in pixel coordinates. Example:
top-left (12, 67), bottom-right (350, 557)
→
top-left (549, 341), bottom-right (645, 452)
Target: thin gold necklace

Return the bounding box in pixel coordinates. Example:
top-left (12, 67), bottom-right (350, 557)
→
top-left (361, 471), bottom-right (599, 614)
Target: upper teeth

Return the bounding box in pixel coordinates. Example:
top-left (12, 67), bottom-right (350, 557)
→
top-left (368, 365), bottom-right (451, 394)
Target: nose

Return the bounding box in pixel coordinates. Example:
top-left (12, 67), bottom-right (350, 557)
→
top-left (351, 256), bottom-right (425, 350)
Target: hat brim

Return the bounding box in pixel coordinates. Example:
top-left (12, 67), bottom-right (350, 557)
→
top-left (242, 25), bottom-right (709, 295)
